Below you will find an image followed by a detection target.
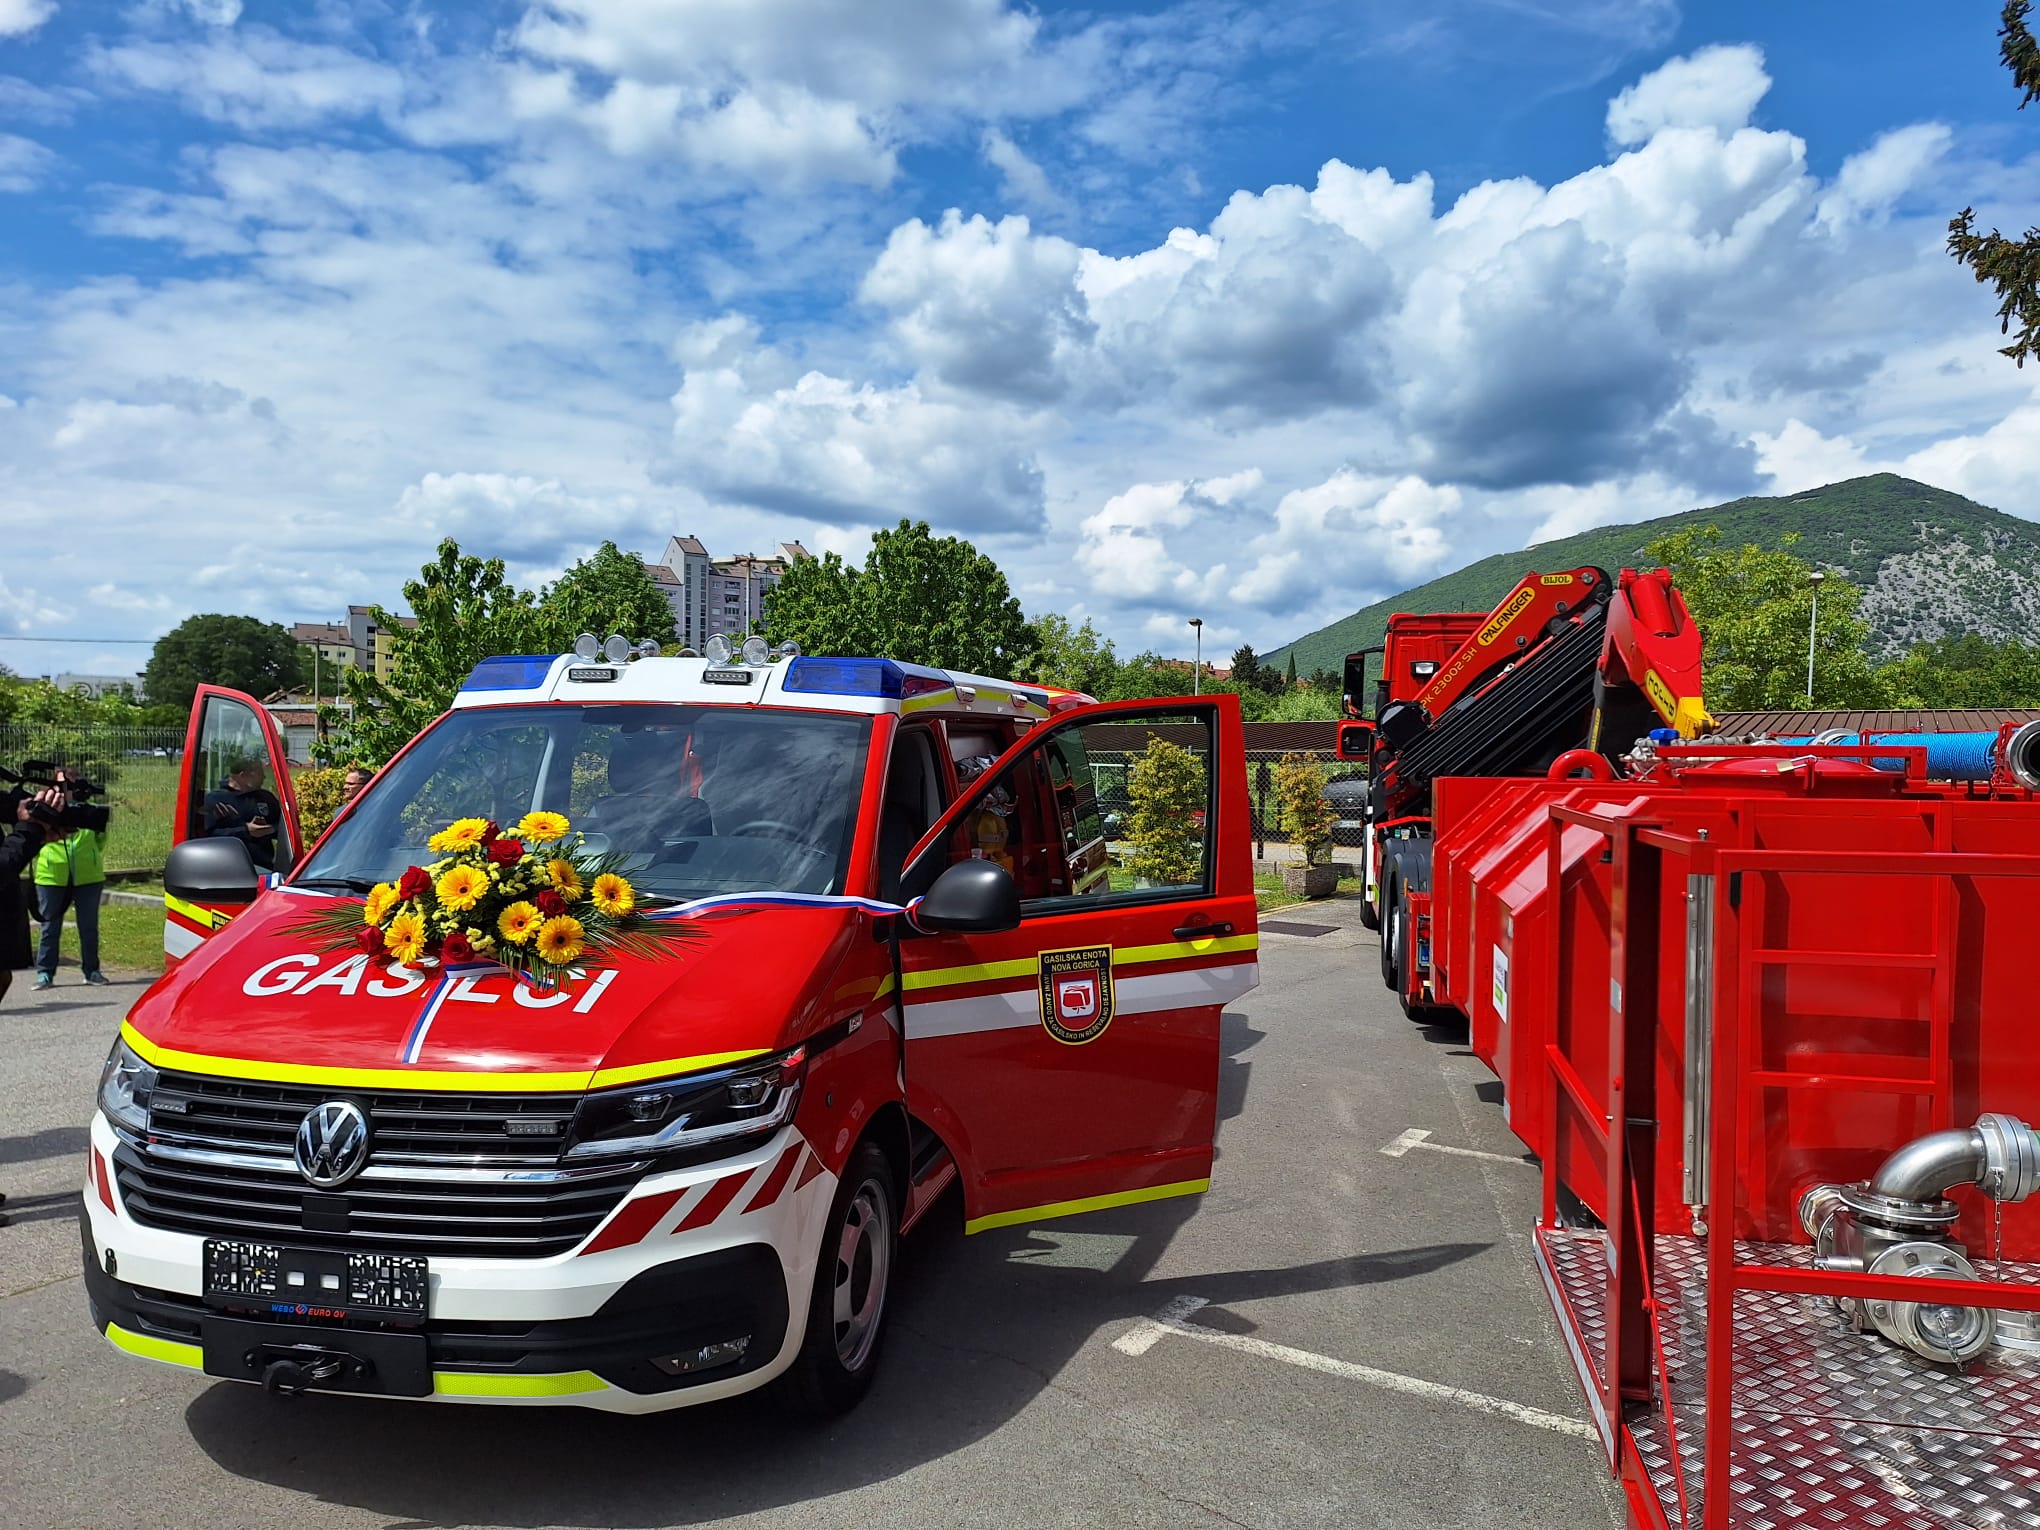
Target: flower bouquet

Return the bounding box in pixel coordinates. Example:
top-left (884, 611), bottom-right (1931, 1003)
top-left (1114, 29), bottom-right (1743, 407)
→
top-left (291, 811), bottom-right (695, 984)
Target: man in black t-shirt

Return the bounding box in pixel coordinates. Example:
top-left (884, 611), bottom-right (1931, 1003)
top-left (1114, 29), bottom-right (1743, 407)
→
top-left (203, 758), bottom-right (284, 870)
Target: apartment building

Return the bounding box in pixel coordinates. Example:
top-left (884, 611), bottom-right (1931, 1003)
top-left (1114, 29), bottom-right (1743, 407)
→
top-left (652, 536), bottom-right (809, 651)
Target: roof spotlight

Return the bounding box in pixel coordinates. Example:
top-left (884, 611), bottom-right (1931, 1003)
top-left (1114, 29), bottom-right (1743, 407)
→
top-left (573, 632), bottom-right (600, 660)
top-left (704, 634), bottom-right (733, 665)
top-left (776, 641), bottom-right (802, 659)
top-left (741, 636), bottom-right (770, 666)
top-left (602, 634), bottom-right (631, 663)
top-left (637, 640), bottom-right (662, 659)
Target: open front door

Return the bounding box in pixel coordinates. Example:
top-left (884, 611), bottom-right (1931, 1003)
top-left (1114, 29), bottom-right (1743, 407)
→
top-left (166, 685), bottom-right (303, 966)
top-left (896, 694), bottom-right (1258, 1232)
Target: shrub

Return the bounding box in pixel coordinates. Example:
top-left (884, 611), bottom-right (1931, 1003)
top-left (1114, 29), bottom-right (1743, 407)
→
top-left (1273, 752), bottom-right (1336, 866)
top-left (1125, 735), bottom-right (1206, 886)
top-left (293, 766), bottom-right (350, 842)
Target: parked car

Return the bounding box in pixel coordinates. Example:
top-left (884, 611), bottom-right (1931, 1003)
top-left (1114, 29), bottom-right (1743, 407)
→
top-left (1323, 774), bottom-right (1368, 848)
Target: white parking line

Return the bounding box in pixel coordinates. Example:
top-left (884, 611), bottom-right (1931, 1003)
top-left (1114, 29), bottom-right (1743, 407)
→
top-left (1380, 1126), bottom-right (1534, 1167)
top-left (1115, 1294), bottom-right (1594, 1440)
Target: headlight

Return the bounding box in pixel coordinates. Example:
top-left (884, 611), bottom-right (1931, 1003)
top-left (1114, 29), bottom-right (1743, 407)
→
top-left (98, 1038), bottom-right (158, 1134)
top-left (566, 1048), bottom-right (806, 1161)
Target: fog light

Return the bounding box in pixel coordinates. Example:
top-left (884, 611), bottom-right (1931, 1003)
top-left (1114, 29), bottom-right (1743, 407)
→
top-left (651, 1336), bottom-right (750, 1375)
top-left (627, 1091), bottom-right (670, 1122)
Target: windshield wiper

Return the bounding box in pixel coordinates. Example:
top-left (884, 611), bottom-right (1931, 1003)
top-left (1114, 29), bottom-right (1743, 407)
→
top-left (292, 875), bottom-right (379, 894)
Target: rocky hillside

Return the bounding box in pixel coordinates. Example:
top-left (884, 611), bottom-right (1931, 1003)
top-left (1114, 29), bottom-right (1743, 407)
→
top-left (1265, 475), bottom-right (2040, 677)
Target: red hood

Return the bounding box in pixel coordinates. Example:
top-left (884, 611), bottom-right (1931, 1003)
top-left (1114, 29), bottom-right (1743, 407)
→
top-left (125, 893), bottom-right (875, 1091)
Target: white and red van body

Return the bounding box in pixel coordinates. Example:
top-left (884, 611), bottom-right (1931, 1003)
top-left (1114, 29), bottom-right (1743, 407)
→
top-left (84, 653), bottom-right (1257, 1411)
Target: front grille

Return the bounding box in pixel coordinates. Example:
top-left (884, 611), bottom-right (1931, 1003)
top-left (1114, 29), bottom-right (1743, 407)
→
top-left (115, 1071), bottom-right (640, 1258)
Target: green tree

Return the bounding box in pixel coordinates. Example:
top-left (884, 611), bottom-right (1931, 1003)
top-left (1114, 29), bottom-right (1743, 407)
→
top-left (1879, 632), bottom-right (2040, 708)
top-left (1125, 736), bottom-right (1206, 886)
top-left (1230, 644), bottom-right (1263, 693)
top-left (1645, 527), bottom-right (1890, 712)
top-left (1023, 613), bottom-right (1120, 696)
top-left (1273, 751), bottom-right (1336, 866)
top-left (1950, 2), bottom-right (2040, 366)
top-left (537, 542), bottom-right (678, 651)
top-left (1104, 651), bottom-right (1187, 701)
top-left (764, 520), bottom-right (1035, 675)
top-left (320, 541), bottom-right (547, 767)
top-left (1284, 651), bottom-right (1297, 689)
top-left (143, 613), bottom-right (307, 711)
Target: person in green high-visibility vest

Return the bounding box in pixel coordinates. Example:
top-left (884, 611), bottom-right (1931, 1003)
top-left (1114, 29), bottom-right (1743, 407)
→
top-left (32, 768), bottom-right (110, 989)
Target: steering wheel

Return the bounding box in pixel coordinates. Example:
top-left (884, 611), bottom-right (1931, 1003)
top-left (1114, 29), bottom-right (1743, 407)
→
top-left (730, 818), bottom-right (807, 843)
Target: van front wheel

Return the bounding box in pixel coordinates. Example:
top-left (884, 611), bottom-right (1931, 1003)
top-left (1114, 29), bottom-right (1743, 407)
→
top-left (775, 1139), bottom-right (897, 1417)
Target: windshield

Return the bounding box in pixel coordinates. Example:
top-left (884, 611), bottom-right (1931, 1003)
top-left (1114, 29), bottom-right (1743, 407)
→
top-left (300, 703), bottom-right (871, 902)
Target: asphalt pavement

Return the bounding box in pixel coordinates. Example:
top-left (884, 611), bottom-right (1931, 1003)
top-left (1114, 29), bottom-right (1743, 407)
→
top-left (0, 907), bottom-right (1625, 1530)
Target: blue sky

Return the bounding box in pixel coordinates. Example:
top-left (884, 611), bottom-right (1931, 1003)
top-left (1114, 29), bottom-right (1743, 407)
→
top-left (1, 1), bottom-right (2035, 683)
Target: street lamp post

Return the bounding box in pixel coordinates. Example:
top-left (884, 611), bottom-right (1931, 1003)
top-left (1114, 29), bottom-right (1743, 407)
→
top-left (1806, 570), bottom-right (1825, 703)
top-left (1189, 618), bottom-right (1203, 695)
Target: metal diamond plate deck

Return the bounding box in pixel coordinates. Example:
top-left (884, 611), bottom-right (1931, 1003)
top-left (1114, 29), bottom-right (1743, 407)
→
top-left (1540, 1229), bottom-right (2040, 1528)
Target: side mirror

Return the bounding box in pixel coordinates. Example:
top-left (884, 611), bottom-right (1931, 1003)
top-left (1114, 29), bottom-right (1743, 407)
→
top-left (1335, 720), bottom-right (1376, 762)
top-left (165, 836), bottom-right (261, 905)
top-left (911, 859), bottom-right (1021, 935)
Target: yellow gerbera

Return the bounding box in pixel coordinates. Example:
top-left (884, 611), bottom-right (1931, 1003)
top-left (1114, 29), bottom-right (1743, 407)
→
top-left (428, 817), bottom-right (493, 854)
top-left (534, 915), bottom-right (585, 966)
top-left (516, 810), bottom-right (571, 843)
top-left (363, 882), bottom-right (398, 925)
top-left (385, 910), bottom-right (427, 965)
top-left (590, 872), bottom-right (635, 917)
top-left (497, 901), bottom-right (541, 946)
top-left (435, 864), bottom-right (490, 912)
top-left (547, 858), bottom-right (583, 900)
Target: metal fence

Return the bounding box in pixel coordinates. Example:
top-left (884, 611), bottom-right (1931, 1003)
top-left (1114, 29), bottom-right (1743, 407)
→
top-left (1245, 747), bottom-right (1366, 853)
top-left (0, 724), bottom-right (186, 872)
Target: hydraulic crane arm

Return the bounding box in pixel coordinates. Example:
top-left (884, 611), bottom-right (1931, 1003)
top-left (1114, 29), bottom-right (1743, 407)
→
top-left (1594, 567), bottom-right (1712, 746)
top-left (1403, 567), bottom-right (1608, 729)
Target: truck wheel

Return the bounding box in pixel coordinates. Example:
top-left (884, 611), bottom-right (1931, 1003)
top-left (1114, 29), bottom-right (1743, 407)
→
top-left (1379, 862), bottom-right (1402, 990)
top-left (775, 1139), bottom-right (897, 1417)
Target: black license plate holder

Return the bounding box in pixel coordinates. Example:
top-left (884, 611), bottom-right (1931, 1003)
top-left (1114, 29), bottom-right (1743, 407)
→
top-left (201, 1314), bottom-right (432, 1397)
top-left (203, 1240), bottom-right (428, 1324)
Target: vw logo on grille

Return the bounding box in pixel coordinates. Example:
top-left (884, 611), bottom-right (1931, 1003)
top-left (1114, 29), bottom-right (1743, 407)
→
top-left (294, 1101), bottom-right (370, 1187)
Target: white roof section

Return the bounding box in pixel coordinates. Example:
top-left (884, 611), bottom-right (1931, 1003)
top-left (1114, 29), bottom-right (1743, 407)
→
top-left (450, 653), bottom-right (1053, 721)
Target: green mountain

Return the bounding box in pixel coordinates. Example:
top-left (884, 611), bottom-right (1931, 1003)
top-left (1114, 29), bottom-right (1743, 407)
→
top-left (1264, 474), bottom-right (2040, 675)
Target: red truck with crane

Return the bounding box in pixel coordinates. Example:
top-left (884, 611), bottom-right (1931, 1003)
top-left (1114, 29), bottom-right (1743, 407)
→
top-left (1338, 569), bottom-right (2040, 1527)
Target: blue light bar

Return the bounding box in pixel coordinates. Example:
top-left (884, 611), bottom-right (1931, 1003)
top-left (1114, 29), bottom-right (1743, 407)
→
top-left (461, 655), bottom-right (556, 692)
top-left (781, 657), bottom-right (906, 698)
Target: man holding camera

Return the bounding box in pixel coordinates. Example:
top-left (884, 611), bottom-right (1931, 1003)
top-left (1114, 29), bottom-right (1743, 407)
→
top-left (32, 767), bottom-right (111, 988)
top-left (2, 783), bottom-right (63, 1227)
top-left (203, 757), bottom-right (284, 870)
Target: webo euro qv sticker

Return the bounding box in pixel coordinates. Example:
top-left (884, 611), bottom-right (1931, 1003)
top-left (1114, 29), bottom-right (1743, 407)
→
top-left (1039, 945), bottom-right (1114, 1045)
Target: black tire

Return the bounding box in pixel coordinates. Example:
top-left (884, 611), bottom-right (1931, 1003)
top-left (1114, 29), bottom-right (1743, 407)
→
top-left (1378, 859), bottom-right (1402, 990)
top-left (775, 1139), bottom-right (897, 1417)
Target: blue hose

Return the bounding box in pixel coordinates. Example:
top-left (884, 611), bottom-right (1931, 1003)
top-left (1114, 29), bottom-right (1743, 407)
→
top-left (1775, 731), bottom-right (2001, 781)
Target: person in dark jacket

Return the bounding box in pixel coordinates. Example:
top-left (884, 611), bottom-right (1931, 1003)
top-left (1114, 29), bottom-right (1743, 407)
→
top-left (1, 785), bottom-right (61, 1227)
top-left (203, 758), bottom-right (284, 870)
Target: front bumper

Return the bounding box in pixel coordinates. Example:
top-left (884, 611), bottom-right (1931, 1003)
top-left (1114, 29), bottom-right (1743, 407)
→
top-left (82, 1113), bottom-right (833, 1412)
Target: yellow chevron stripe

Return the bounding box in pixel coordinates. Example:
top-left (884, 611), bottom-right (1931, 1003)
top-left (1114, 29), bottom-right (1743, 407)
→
top-left (432, 1370), bottom-right (609, 1398)
top-left (106, 1322), bottom-right (203, 1370)
top-left (120, 1021), bottom-right (760, 1095)
top-left (903, 934), bottom-right (1258, 995)
top-left (163, 893), bottom-right (225, 930)
top-left (964, 1177), bottom-right (1210, 1233)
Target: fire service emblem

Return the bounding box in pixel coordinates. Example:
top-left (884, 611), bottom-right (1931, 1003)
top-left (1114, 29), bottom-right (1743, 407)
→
top-left (1039, 945), bottom-right (1114, 1045)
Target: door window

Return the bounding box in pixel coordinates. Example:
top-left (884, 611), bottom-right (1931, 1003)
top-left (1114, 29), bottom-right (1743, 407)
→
top-left (876, 727), bottom-right (943, 905)
top-left (910, 708), bottom-right (1215, 915)
top-left (186, 694), bottom-right (298, 864)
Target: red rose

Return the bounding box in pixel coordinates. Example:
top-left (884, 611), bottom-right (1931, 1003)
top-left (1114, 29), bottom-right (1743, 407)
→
top-left (397, 865), bottom-right (430, 901)
top-left (355, 925), bottom-right (385, 954)
top-left (535, 889), bottom-right (568, 917)
top-left (442, 932), bottom-right (476, 964)
top-left (487, 838), bottom-right (524, 866)
top-left (479, 820), bottom-right (501, 843)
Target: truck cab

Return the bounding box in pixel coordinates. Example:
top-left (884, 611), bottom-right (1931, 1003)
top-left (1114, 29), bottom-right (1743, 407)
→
top-left (85, 650), bottom-right (1258, 1413)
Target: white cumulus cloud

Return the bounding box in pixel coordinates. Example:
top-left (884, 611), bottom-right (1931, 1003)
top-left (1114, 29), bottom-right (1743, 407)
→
top-left (1606, 43), bottom-right (1771, 147)
top-left (0, 0), bottom-right (53, 40)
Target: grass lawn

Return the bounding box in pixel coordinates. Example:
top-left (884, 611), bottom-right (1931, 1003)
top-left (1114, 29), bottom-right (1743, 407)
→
top-left (101, 758), bottom-right (181, 873)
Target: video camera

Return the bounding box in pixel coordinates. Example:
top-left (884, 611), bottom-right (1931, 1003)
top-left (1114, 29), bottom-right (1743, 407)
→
top-left (0, 759), bottom-right (112, 835)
